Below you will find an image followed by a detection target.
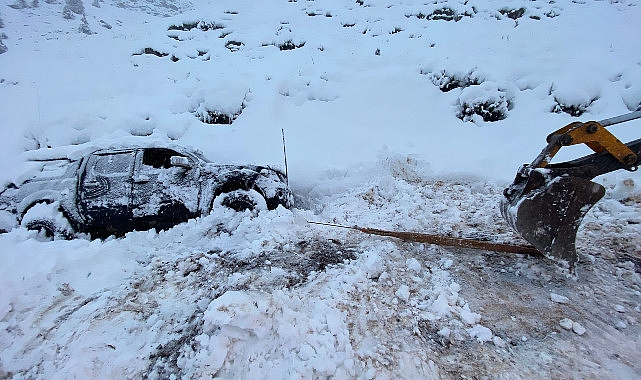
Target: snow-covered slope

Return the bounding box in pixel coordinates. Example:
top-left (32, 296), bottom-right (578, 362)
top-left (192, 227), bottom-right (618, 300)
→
top-left (1, 0), bottom-right (640, 378)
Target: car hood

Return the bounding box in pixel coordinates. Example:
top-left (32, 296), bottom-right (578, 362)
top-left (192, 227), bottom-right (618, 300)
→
top-left (200, 163), bottom-right (285, 179)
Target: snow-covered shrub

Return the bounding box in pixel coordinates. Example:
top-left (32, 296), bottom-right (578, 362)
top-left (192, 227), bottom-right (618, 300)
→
top-left (225, 41), bottom-right (243, 52)
top-left (191, 88), bottom-right (249, 125)
top-left (419, 7), bottom-right (472, 22)
top-left (552, 96), bottom-right (597, 117)
top-left (545, 9), bottom-right (561, 18)
top-left (498, 7), bottom-right (526, 20)
top-left (113, 0), bottom-right (190, 16)
top-left (456, 82), bottom-right (514, 123)
top-left (0, 16), bottom-right (6, 54)
top-left (78, 15), bottom-right (92, 35)
top-left (549, 78), bottom-right (601, 117)
top-left (194, 107), bottom-right (244, 125)
top-left (278, 40), bottom-right (306, 51)
top-left (63, 0), bottom-right (84, 19)
top-left (8, 0), bottom-right (36, 9)
top-left (167, 21), bottom-right (224, 32)
top-left (426, 69), bottom-right (485, 92)
top-left (133, 47), bottom-right (172, 59)
top-left (0, 33), bottom-right (6, 55)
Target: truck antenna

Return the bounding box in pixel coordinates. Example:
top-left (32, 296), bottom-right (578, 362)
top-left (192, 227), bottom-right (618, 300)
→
top-left (281, 128), bottom-right (289, 185)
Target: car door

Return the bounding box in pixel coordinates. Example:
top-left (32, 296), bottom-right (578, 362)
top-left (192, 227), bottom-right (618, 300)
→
top-left (79, 151), bottom-right (135, 234)
top-left (130, 148), bottom-right (200, 230)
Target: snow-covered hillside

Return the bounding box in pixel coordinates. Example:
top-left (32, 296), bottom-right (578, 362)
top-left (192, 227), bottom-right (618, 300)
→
top-left (1, 0), bottom-right (640, 378)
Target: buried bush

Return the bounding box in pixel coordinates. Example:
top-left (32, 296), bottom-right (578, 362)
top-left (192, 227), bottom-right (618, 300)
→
top-left (549, 80), bottom-right (600, 117)
top-left (196, 109), bottom-right (242, 125)
top-left (167, 21), bottom-right (224, 31)
top-left (499, 7), bottom-right (526, 20)
top-left (133, 48), bottom-right (179, 61)
top-left (428, 7), bottom-right (461, 21)
top-left (278, 40), bottom-right (306, 51)
top-left (551, 97), bottom-right (597, 117)
top-left (0, 33), bottom-right (6, 54)
top-left (458, 99), bottom-right (509, 122)
top-left (193, 101), bottom-right (246, 125)
top-left (413, 7), bottom-right (474, 21)
top-left (425, 69), bottom-right (484, 92)
top-left (456, 83), bottom-right (514, 122)
top-left (225, 41), bottom-right (243, 52)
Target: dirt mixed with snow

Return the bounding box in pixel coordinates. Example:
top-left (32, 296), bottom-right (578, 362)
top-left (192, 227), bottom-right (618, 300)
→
top-left (1, 156), bottom-right (640, 379)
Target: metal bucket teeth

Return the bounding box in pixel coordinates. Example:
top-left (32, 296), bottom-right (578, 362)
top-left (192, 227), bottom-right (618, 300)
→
top-left (502, 176), bottom-right (605, 273)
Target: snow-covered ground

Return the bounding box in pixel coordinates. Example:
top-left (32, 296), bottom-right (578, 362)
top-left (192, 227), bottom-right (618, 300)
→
top-left (1, 0), bottom-right (640, 378)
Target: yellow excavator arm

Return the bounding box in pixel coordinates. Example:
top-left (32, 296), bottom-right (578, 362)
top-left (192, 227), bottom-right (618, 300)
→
top-left (501, 110), bottom-right (641, 273)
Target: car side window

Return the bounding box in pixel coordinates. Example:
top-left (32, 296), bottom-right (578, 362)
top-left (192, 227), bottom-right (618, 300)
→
top-left (142, 148), bottom-right (183, 169)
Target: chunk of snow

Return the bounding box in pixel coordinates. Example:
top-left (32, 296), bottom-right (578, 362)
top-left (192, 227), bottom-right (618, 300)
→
top-left (550, 293), bottom-right (570, 304)
top-left (406, 258), bottom-right (421, 274)
top-left (559, 318), bottom-right (574, 330)
top-left (363, 251), bottom-right (384, 279)
top-left (437, 327), bottom-right (451, 338)
top-left (615, 320), bottom-right (628, 330)
top-left (0, 210), bottom-right (17, 232)
top-left (395, 285), bottom-right (410, 302)
top-left (467, 325), bottom-right (493, 343)
top-left (459, 308), bottom-right (481, 325)
top-left (203, 291), bottom-right (272, 338)
top-left (492, 336), bottom-right (506, 348)
top-left (430, 293), bottom-right (451, 316)
top-left (572, 322), bottom-right (586, 336)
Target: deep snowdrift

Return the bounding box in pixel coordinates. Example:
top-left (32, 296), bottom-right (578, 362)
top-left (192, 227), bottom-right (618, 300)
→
top-left (1, 0), bottom-right (640, 378)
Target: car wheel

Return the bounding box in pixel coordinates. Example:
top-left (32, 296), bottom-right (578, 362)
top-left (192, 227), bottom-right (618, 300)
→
top-left (215, 189), bottom-right (267, 212)
top-left (21, 202), bottom-right (75, 241)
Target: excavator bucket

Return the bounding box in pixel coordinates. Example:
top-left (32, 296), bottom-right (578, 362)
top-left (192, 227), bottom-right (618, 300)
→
top-left (502, 174), bottom-right (605, 272)
top-left (502, 111), bottom-right (641, 272)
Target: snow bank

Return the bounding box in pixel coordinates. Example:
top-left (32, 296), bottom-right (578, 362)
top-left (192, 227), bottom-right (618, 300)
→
top-left (2, 0), bottom-right (640, 182)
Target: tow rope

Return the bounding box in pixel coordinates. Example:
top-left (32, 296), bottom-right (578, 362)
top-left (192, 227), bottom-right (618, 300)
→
top-left (308, 221), bottom-right (541, 255)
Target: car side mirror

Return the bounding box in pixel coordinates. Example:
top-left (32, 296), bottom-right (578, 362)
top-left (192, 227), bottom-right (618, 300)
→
top-left (170, 156), bottom-right (192, 169)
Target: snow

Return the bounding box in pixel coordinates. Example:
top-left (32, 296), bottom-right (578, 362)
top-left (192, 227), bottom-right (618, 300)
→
top-left (560, 318), bottom-right (574, 330)
top-left (550, 292), bottom-right (570, 304)
top-left (395, 284), bottom-right (410, 302)
top-left (572, 321), bottom-right (587, 336)
top-left (1, 0), bottom-right (641, 378)
top-left (467, 324), bottom-right (493, 344)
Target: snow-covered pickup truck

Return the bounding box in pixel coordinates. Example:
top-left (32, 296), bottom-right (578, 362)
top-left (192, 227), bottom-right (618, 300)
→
top-left (0, 145), bottom-right (292, 239)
